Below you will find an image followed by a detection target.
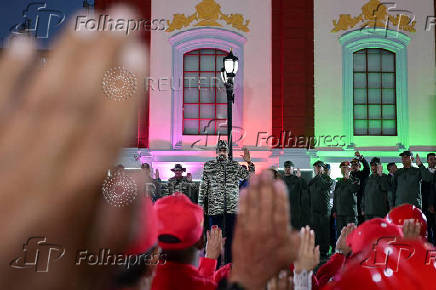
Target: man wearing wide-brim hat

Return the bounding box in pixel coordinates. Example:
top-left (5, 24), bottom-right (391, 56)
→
top-left (393, 150), bottom-right (434, 208)
top-left (162, 164), bottom-right (198, 202)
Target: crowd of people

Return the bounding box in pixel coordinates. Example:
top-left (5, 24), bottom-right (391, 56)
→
top-left (113, 140), bottom-right (436, 290)
top-left (1, 4), bottom-right (436, 289)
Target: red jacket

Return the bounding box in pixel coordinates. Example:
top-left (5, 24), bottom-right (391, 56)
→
top-left (151, 257), bottom-right (217, 290)
top-left (316, 253), bottom-right (347, 288)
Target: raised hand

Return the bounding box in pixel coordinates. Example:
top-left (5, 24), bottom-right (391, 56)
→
top-left (0, 5), bottom-right (147, 289)
top-left (155, 168), bottom-right (160, 179)
top-left (294, 226), bottom-right (320, 274)
top-left (205, 226), bottom-right (223, 260)
top-left (296, 168), bottom-right (302, 178)
top-left (355, 151), bottom-right (361, 159)
top-left (241, 147), bottom-right (251, 163)
top-left (402, 219), bottom-right (421, 239)
top-left (335, 224), bottom-right (355, 256)
top-left (415, 154), bottom-right (423, 166)
top-left (230, 171), bottom-right (300, 290)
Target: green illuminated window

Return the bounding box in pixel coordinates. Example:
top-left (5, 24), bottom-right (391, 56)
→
top-left (353, 49), bottom-right (397, 136)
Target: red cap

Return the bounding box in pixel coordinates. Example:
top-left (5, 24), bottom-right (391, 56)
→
top-left (331, 238), bottom-right (436, 290)
top-left (346, 218), bottom-right (402, 255)
top-left (126, 197), bottom-right (158, 255)
top-left (155, 193), bottom-right (204, 250)
top-left (386, 204), bottom-right (428, 239)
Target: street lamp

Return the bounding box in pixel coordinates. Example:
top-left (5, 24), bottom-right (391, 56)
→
top-left (220, 50), bottom-right (238, 160)
top-left (83, 0), bottom-right (94, 13)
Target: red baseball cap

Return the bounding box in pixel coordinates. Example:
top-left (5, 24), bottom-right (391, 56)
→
top-left (386, 204), bottom-right (428, 239)
top-left (155, 193), bottom-right (204, 250)
top-left (346, 218), bottom-right (402, 255)
top-left (331, 238), bottom-right (436, 290)
top-left (126, 197), bottom-right (158, 255)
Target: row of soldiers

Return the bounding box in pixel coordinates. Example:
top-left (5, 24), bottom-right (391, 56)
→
top-left (282, 150), bottom-right (436, 259)
top-left (138, 145), bottom-right (436, 263)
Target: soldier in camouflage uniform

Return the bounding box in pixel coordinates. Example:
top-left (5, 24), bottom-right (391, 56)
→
top-left (362, 157), bottom-right (390, 220)
top-left (308, 160), bottom-right (333, 258)
top-left (281, 160), bottom-right (309, 230)
top-left (332, 161), bottom-right (360, 237)
top-left (162, 164), bottom-right (198, 203)
top-left (198, 140), bottom-right (255, 264)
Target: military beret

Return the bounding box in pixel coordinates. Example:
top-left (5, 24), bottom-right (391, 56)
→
top-left (340, 161), bottom-right (351, 168)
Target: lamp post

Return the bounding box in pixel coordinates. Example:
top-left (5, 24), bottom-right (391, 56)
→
top-left (220, 50), bottom-right (239, 160)
top-left (83, 0), bottom-right (94, 13)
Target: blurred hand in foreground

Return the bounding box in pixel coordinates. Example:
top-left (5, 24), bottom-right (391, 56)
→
top-left (0, 5), bottom-right (148, 290)
top-left (230, 171), bottom-right (300, 290)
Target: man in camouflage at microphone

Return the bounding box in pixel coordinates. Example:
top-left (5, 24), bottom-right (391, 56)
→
top-left (198, 140), bottom-right (255, 264)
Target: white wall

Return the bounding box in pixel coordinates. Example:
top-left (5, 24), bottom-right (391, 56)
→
top-left (314, 0), bottom-right (436, 148)
top-left (149, 0), bottom-right (272, 150)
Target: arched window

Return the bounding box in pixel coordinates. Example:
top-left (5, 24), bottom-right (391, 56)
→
top-left (353, 48), bottom-right (397, 136)
top-left (168, 28), bottom-right (246, 149)
top-left (339, 28), bottom-right (410, 148)
top-left (183, 48), bottom-right (228, 135)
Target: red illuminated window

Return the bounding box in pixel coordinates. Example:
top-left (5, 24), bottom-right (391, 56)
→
top-left (183, 48), bottom-right (228, 135)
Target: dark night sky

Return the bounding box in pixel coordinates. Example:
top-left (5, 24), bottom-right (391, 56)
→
top-left (0, 0), bottom-right (94, 48)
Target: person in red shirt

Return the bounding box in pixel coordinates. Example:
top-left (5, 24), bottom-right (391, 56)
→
top-left (151, 193), bottom-right (223, 290)
top-left (323, 238), bottom-right (436, 290)
top-left (317, 218), bottom-right (403, 288)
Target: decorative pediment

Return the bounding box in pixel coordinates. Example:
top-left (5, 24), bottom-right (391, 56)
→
top-left (332, 0), bottom-right (415, 33)
top-left (166, 0), bottom-right (250, 33)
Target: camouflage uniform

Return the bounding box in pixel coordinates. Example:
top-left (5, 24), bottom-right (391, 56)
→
top-left (198, 141), bottom-right (255, 264)
top-left (198, 156), bottom-right (255, 215)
